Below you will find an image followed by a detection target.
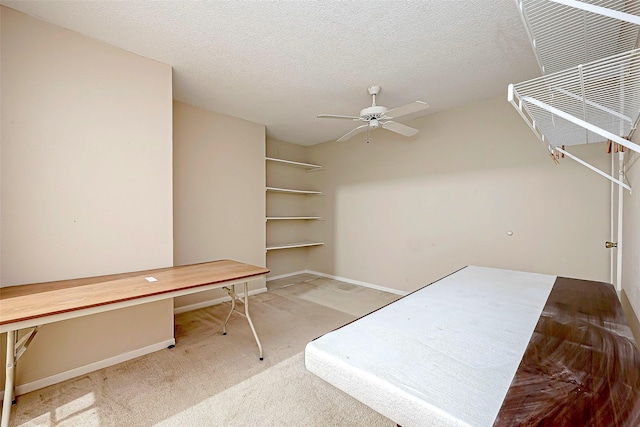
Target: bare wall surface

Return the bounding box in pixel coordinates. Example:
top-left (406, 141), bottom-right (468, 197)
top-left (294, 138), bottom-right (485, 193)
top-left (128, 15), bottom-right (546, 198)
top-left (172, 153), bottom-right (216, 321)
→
top-left (1, 7), bottom-right (173, 284)
top-left (1, 6), bottom-right (173, 389)
top-left (308, 96), bottom-right (611, 293)
top-left (173, 101), bottom-right (266, 309)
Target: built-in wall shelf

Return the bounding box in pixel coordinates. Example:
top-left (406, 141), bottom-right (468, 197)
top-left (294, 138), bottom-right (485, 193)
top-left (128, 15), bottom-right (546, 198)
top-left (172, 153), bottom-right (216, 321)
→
top-left (266, 186), bottom-right (322, 195)
top-left (266, 242), bottom-right (324, 251)
top-left (265, 153), bottom-right (324, 260)
top-left (266, 216), bottom-right (321, 220)
top-left (266, 157), bottom-right (323, 171)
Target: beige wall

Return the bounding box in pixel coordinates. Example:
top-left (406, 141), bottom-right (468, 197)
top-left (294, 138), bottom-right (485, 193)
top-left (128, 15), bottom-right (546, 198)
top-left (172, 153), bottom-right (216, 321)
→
top-left (265, 139), bottom-right (322, 277)
top-left (622, 131), bottom-right (640, 341)
top-left (173, 101), bottom-right (266, 309)
top-left (308, 96), bottom-right (611, 293)
top-left (1, 6), bottom-right (173, 388)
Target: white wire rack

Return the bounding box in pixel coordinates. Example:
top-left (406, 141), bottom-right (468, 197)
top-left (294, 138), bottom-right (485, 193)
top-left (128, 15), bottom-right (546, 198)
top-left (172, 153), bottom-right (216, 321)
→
top-left (511, 0), bottom-right (640, 190)
top-left (509, 49), bottom-right (640, 150)
top-left (517, 0), bottom-right (640, 75)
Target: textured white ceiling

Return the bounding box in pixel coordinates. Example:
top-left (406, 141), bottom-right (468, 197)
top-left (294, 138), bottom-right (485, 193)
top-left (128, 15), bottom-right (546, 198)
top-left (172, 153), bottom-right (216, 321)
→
top-left (1, 0), bottom-right (540, 145)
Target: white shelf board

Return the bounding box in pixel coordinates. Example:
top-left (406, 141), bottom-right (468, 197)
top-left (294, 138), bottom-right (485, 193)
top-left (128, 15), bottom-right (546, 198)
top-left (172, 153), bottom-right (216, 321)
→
top-left (266, 186), bottom-right (323, 195)
top-left (266, 216), bottom-right (321, 220)
top-left (266, 157), bottom-right (323, 171)
top-left (266, 242), bottom-right (324, 251)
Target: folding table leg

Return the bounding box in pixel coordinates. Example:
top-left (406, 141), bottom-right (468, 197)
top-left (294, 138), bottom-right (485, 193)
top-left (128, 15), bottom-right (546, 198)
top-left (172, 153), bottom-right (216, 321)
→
top-left (242, 282), bottom-right (263, 360)
top-left (1, 330), bottom-right (16, 427)
top-left (222, 284), bottom-right (236, 336)
top-left (222, 282), bottom-right (264, 360)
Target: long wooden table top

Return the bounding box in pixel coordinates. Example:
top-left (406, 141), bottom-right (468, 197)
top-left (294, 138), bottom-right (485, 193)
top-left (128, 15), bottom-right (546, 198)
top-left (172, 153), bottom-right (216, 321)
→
top-left (0, 260), bottom-right (269, 327)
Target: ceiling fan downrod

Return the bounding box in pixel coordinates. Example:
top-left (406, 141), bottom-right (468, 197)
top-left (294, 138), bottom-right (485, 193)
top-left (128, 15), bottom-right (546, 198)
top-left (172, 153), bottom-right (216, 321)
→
top-left (368, 85), bottom-right (381, 106)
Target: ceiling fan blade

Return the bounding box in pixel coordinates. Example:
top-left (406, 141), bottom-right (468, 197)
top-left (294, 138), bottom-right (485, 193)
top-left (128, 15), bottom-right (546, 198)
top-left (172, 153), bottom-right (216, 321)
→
top-left (337, 124), bottom-right (369, 142)
top-left (385, 101), bottom-right (429, 119)
top-left (317, 114), bottom-right (361, 120)
top-left (381, 121), bottom-right (419, 137)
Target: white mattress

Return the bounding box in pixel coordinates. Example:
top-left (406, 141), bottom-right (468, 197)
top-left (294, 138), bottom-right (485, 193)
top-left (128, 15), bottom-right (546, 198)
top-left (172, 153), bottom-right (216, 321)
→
top-left (304, 266), bottom-right (557, 427)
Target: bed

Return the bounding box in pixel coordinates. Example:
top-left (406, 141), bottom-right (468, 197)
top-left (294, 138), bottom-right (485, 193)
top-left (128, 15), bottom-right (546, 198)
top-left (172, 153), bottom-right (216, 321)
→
top-left (305, 265), bottom-right (640, 426)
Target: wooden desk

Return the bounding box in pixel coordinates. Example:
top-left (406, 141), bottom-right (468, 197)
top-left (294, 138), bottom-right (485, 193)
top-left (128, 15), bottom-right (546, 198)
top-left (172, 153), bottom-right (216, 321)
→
top-left (305, 266), bottom-right (640, 427)
top-left (0, 259), bottom-right (269, 427)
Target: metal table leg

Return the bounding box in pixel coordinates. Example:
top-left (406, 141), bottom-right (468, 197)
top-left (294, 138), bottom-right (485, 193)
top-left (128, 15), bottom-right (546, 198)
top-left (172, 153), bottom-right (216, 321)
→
top-left (222, 284), bottom-right (236, 336)
top-left (1, 327), bottom-right (39, 427)
top-left (222, 282), bottom-right (264, 360)
top-left (242, 282), bottom-right (263, 360)
top-left (1, 330), bottom-right (16, 427)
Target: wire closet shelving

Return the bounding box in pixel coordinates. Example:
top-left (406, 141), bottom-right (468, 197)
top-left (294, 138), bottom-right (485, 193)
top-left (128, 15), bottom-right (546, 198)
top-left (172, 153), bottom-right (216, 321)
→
top-left (509, 0), bottom-right (640, 191)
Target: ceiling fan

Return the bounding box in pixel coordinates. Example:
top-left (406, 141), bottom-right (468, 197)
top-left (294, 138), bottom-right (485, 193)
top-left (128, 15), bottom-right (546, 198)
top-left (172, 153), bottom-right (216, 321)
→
top-left (317, 85), bottom-right (429, 142)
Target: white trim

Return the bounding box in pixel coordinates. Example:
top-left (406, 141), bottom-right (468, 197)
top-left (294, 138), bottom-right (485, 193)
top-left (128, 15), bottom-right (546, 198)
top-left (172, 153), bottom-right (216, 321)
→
top-left (305, 270), bottom-right (408, 296)
top-left (172, 287), bottom-right (268, 314)
top-left (0, 339), bottom-right (175, 399)
top-left (616, 151), bottom-right (625, 292)
top-left (266, 216), bottom-right (321, 220)
top-left (266, 271), bottom-right (308, 281)
top-left (267, 269), bottom-right (408, 295)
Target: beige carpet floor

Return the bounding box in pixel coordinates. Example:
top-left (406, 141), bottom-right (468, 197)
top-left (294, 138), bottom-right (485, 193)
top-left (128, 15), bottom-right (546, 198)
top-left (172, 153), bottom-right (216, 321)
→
top-left (8, 274), bottom-right (400, 426)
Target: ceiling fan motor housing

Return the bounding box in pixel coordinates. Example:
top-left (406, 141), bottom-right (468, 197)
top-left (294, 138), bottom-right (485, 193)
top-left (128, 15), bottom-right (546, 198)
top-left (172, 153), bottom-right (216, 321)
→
top-left (360, 105), bottom-right (388, 121)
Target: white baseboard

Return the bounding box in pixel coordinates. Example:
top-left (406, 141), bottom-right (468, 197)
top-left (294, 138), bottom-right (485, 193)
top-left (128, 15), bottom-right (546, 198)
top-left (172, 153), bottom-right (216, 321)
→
top-left (1, 339), bottom-right (175, 399)
top-left (266, 268), bottom-right (407, 296)
top-left (304, 270), bottom-right (408, 296)
top-left (173, 287), bottom-right (268, 314)
top-left (266, 271), bottom-right (308, 281)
